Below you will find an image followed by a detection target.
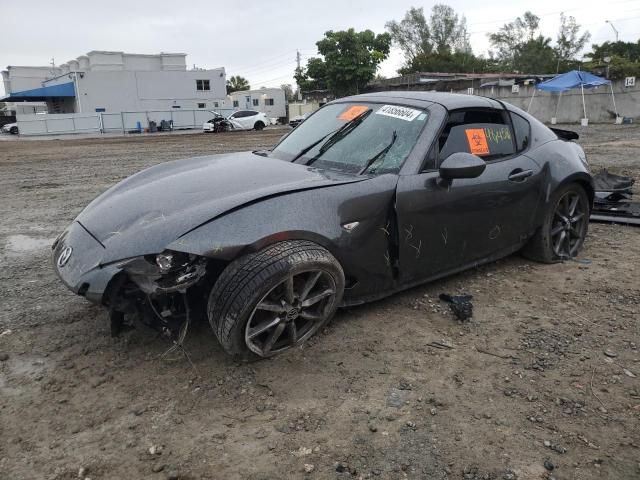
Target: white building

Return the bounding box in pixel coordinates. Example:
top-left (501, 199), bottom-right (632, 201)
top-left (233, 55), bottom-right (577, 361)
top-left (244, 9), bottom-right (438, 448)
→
top-left (1, 51), bottom-right (227, 114)
top-left (228, 88), bottom-right (286, 119)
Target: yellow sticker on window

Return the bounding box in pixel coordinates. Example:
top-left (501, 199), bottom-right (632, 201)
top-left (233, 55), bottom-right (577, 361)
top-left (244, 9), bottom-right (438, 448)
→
top-left (338, 105), bottom-right (370, 121)
top-left (465, 128), bottom-right (490, 156)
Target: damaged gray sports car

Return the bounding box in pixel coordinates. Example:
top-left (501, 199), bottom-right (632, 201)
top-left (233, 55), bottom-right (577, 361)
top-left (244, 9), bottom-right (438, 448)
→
top-left (53, 92), bottom-right (593, 358)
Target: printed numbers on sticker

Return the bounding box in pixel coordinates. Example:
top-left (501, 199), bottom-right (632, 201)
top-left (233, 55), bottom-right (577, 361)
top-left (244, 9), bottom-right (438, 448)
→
top-left (375, 105), bottom-right (422, 121)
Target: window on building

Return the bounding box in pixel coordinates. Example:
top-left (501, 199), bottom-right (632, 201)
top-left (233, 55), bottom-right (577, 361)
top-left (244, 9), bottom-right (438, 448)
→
top-left (196, 79), bottom-right (211, 91)
top-left (95, 108), bottom-right (106, 112)
top-left (172, 105), bottom-right (181, 109)
top-left (252, 99), bottom-right (259, 106)
top-left (233, 100), bottom-right (239, 108)
top-left (197, 103), bottom-right (206, 109)
top-left (214, 102), bottom-right (219, 108)
top-left (264, 98), bottom-right (275, 106)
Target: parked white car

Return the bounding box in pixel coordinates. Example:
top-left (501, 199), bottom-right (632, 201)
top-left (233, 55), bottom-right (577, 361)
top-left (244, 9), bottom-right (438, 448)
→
top-left (202, 110), bottom-right (270, 133)
top-left (227, 110), bottom-right (270, 131)
top-left (1, 122), bottom-right (18, 134)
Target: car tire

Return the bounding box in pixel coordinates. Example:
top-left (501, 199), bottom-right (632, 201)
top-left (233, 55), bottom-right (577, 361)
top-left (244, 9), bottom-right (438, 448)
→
top-left (254, 121), bottom-right (265, 131)
top-left (10, 126), bottom-right (18, 135)
top-left (207, 240), bottom-right (344, 358)
top-left (522, 183), bottom-right (590, 263)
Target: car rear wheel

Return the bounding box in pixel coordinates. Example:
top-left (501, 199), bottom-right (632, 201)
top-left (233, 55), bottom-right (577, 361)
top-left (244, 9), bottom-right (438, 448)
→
top-left (207, 240), bottom-right (344, 358)
top-left (254, 121), bottom-right (265, 131)
top-left (522, 183), bottom-right (589, 263)
top-left (10, 126), bottom-right (18, 134)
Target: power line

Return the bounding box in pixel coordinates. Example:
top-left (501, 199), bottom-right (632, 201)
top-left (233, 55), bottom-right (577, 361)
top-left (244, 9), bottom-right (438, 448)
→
top-left (464, 0), bottom-right (640, 29)
top-left (232, 59), bottom-right (296, 78)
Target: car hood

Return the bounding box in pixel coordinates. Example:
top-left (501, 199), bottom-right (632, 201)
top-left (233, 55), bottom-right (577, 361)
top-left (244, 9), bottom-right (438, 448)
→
top-left (76, 151), bottom-right (363, 261)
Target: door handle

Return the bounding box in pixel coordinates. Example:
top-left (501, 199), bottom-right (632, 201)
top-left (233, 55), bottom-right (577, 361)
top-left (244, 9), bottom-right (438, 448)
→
top-left (508, 169), bottom-right (533, 182)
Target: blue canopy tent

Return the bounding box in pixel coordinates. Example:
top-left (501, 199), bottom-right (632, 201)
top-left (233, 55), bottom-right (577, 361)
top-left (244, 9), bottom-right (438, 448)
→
top-left (527, 70), bottom-right (618, 125)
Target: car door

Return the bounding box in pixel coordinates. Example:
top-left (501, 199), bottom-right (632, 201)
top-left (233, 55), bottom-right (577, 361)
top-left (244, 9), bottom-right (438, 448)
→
top-left (395, 107), bottom-right (543, 284)
top-left (229, 111), bottom-right (248, 130)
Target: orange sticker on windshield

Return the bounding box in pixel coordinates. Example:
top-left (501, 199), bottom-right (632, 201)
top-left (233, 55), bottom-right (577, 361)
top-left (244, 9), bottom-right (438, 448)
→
top-left (465, 128), bottom-right (490, 156)
top-left (338, 105), bottom-right (369, 121)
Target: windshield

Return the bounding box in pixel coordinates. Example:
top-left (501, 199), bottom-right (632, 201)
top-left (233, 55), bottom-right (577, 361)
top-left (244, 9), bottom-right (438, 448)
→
top-left (270, 102), bottom-right (429, 174)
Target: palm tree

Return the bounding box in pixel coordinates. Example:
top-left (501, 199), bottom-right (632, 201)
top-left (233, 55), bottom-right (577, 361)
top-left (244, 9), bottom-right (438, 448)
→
top-left (227, 75), bottom-right (250, 94)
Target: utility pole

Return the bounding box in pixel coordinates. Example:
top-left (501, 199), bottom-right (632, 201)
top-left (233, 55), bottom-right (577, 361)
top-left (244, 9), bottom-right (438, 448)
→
top-left (605, 20), bottom-right (619, 42)
top-left (296, 50), bottom-right (302, 102)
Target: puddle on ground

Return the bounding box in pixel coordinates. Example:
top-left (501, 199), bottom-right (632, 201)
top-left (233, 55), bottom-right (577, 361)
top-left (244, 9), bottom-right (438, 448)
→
top-left (0, 354), bottom-right (52, 396)
top-left (3, 234), bottom-right (55, 257)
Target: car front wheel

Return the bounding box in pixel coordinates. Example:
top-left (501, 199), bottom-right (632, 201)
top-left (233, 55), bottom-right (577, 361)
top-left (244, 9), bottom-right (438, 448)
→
top-left (207, 240), bottom-right (344, 358)
top-left (10, 126), bottom-right (18, 134)
top-left (522, 183), bottom-right (590, 263)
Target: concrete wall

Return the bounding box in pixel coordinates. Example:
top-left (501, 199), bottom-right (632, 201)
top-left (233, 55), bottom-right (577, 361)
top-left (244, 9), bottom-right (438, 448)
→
top-left (42, 68), bottom-right (227, 113)
top-left (229, 88), bottom-right (287, 118)
top-left (465, 79), bottom-right (639, 123)
top-left (2, 66), bottom-right (61, 94)
top-left (288, 102), bottom-right (320, 118)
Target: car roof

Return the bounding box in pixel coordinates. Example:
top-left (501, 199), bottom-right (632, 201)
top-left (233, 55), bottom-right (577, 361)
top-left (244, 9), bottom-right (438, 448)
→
top-left (333, 91), bottom-right (503, 111)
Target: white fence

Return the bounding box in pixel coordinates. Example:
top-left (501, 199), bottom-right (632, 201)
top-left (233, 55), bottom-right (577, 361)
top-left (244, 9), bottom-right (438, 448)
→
top-left (17, 113), bottom-right (101, 135)
top-left (16, 108), bottom-right (235, 136)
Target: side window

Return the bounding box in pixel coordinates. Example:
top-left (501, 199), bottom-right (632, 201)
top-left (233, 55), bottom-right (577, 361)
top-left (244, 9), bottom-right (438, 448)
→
top-left (437, 109), bottom-right (515, 164)
top-left (510, 112), bottom-right (530, 152)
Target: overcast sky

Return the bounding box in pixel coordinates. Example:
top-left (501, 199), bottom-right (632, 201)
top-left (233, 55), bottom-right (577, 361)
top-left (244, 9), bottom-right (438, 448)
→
top-left (2, 0), bottom-right (639, 96)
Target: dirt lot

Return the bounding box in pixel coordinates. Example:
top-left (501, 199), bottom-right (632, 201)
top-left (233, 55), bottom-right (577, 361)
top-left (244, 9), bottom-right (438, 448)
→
top-left (1, 125), bottom-right (639, 480)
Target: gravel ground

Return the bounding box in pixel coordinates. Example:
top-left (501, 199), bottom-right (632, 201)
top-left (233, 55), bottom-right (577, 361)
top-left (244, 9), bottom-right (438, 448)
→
top-left (0, 124), bottom-right (639, 480)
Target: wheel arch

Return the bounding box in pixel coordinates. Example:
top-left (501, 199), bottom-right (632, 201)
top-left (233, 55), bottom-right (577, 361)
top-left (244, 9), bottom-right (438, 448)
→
top-left (167, 175), bottom-right (399, 302)
top-left (556, 172), bottom-right (594, 209)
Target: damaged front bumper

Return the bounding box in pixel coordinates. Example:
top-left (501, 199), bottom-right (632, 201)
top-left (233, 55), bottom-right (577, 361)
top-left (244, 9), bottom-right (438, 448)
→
top-left (52, 221), bottom-right (117, 304)
top-left (52, 221), bottom-right (209, 306)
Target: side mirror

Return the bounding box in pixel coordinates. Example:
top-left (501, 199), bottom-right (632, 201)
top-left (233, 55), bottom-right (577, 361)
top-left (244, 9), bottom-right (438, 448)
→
top-left (439, 152), bottom-right (486, 180)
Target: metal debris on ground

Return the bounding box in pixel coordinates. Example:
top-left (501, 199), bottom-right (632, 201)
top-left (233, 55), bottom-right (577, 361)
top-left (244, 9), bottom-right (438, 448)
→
top-left (439, 293), bottom-right (473, 321)
top-left (590, 169), bottom-right (640, 226)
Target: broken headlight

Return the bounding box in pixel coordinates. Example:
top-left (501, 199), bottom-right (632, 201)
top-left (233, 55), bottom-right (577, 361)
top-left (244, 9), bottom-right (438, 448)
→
top-left (116, 251), bottom-right (207, 294)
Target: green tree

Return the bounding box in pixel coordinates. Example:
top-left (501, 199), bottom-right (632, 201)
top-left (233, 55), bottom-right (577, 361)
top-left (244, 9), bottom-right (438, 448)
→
top-left (429, 4), bottom-right (469, 55)
top-left (586, 40), bottom-right (640, 62)
top-left (555, 13), bottom-right (590, 72)
top-left (517, 36), bottom-right (557, 73)
top-left (489, 12), bottom-right (540, 68)
top-left (489, 12), bottom-right (557, 73)
top-left (296, 29), bottom-right (391, 96)
top-left (400, 51), bottom-right (493, 75)
top-left (294, 57), bottom-right (329, 92)
top-left (226, 75), bottom-right (250, 94)
top-left (584, 40), bottom-right (640, 79)
top-left (385, 7), bottom-right (432, 62)
top-left (280, 84), bottom-right (294, 102)
top-left (386, 5), bottom-right (473, 73)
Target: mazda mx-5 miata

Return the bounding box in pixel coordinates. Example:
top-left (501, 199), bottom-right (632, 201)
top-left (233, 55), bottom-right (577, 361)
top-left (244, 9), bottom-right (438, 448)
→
top-left (53, 92), bottom-right (593, 358)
